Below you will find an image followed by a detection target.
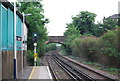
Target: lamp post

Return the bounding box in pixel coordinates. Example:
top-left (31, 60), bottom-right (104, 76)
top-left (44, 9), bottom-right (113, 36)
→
top-left (21, 13), bottom-right (32, 74)
top-left (14, 2), bottom-right (17, 79)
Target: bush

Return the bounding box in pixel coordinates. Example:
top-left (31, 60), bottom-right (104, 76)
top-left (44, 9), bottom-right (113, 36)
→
top-left (72, 37), bottom-right (99, 61)
top-left (45, 43), bottom-right (57, 52)
top-left (100, 29), bottom-right (119, 57)
top-left (64, 28), bottom-right (120, 61)
top-left (27, 50), bottom-right (34, 66)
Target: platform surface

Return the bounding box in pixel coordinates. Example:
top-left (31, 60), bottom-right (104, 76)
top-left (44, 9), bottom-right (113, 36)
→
top-left (28, 66), bottom-right (52, 79)
top-left (18, 66), bottom-right (33, 79)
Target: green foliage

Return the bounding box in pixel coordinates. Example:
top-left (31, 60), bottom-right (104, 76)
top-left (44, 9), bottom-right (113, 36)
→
top-left (103, 67), bottom-right (119, 72)
top-left (66, 11), bottom-right (118, 37)
top-left (64, 28), bottom-right (119, 61)
top-left (100, 29), bottom-right (119, 57)
top-left (36, 57), bottom-right (41, 66)
top-left (103, 18), bottom-right (118, 30)
top-left (94, 18), bottom-right (118, 36)
top-left (82, 61), bottom-right (119, 74)
top-left (92, 22), bottom-right (105, 36)
top-left (118, 18), bottom-right (120, 26)
top-left (71, 11), bottom-right (97, 35)
top-left (64, 25), bottom-right (81, 46)
top-left (27, 50), bottom-right (41, 66)
top-left (27, 50), bottom-right (34, 66)
top-left (63, 11), bottom-right (119, 67)
top-left (64, 25), bottom-right (81, 37)
top-left (82, 33), bottom-right (93, 36)
top-left (59, 50), bottom-right (67, 56)
top-left (72, 37), bottom-right (98, 61)
top-left (18, 2), bottom-right (49, 55)
top-left (45, 43), bottom-right (57, 52)
top-left (63, 11), bottom-right (119, 59)
top-left (64, 25), bottom-right (81, 55)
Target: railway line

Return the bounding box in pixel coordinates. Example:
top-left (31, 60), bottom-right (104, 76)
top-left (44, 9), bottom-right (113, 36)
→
top-left (41, 51), bottom-right (119, 81)
top-left (41, 53), bottom-right (72, 80)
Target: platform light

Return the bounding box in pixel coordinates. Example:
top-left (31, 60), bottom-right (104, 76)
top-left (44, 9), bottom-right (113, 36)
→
top-left (21, 13), bottom-right (32, 74)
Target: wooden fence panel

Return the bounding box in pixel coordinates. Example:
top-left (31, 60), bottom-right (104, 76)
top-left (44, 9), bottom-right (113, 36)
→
top-left (2, 51), bottom-right (23, 79)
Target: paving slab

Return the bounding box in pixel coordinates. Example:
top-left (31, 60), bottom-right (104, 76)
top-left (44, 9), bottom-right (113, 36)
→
top-left (29, 66), bottom-right (52, 80)
top-left (18, 66), bottom-right (33, 79)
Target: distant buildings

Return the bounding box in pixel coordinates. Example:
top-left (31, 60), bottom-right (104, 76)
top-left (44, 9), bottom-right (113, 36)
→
top-left (107, 14), bottom-right (119, 19)
top-left (105, 1), bottom-right (120, 19)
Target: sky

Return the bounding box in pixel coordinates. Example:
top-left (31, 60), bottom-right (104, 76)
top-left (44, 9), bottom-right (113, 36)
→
top-left (42, 0), bottom-right (120, 36)
top-left (8, 0), bottom-right (120, 36)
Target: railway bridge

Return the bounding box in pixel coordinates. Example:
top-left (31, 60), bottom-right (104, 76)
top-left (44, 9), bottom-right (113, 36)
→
top-left (46, 36), bottom-right (66, 44)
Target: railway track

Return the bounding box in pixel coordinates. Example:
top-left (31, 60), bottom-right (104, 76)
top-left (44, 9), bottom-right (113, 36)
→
top-left (53, 56), bottom-right (95, 81)
top-left (41, 53), bottom-right (72, 80)
top-left (41, 51), bottom-right (119, 81)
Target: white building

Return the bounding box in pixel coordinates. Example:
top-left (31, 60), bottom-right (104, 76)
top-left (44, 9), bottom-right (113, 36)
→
top-left (118, 1), bottom-right (120, 14)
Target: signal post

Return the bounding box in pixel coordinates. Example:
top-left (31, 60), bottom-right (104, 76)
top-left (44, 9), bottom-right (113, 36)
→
top-left (34, 43), bottom-right (37, 66)
top-left (32, 33), bottom-right (38, 66)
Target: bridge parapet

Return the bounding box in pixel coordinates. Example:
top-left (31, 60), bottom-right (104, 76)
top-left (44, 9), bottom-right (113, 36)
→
top-left (46, 36), bottom-right (66, 44)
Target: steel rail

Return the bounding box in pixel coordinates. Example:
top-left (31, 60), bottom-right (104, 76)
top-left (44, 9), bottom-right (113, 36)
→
top-left (45, 55), bottom-right (58, 81)
top-left (48, 62), bottom-right (58, 81)
top-left (57, 54), bottom-right (117, 81)
top-left (53, 55), bottom-right (96, 81)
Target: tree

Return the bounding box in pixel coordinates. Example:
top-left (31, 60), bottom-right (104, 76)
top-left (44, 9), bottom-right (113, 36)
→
top-left (64, 24), bottom-right (80, 37)
top-left (19, 2), bottom-right (49, 55)
top-left (103, 18), bottom-right (118, 30)
top-left (71, 11), bottom-right (96, 35)
top-left (92, 22), bottom-right (105, 36)
top-left (64, 25), bottom-right (81, 55)
top-left (93, 18), bottom-right (118, 37)
top-left (67, 11), bottom-right (118, 37)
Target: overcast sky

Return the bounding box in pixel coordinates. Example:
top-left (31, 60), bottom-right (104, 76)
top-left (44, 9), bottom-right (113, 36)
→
top-left (8, 0), bottom-right (120, 36)
top-left (42, 0), bottom-right (119, 36)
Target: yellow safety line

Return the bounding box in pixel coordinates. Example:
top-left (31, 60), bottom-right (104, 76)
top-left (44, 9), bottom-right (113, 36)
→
top-left (28, 66), bottom-right (35, 80)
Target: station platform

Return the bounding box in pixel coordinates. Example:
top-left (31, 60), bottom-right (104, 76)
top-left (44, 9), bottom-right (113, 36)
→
top-left (28, 66), bottom-right (52, 80)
